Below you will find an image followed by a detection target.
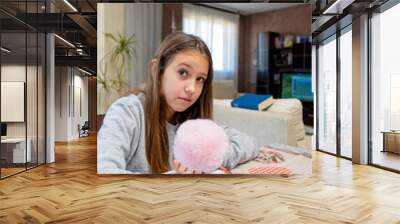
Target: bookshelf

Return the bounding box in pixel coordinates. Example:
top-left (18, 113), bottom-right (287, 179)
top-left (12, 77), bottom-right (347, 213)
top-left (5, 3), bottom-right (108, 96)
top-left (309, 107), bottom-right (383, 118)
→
top-left (256, 32), bottom-right (313, 126)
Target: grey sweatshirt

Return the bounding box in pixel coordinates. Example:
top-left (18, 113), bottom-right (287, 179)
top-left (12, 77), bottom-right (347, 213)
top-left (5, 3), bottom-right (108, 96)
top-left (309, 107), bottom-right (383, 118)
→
top-left (97, 94), bottom-right (259, 174)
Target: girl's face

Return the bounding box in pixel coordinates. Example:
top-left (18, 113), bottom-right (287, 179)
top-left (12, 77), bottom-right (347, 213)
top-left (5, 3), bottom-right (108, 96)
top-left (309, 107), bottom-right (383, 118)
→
top-left (160, 49), bottom-right (209, 119)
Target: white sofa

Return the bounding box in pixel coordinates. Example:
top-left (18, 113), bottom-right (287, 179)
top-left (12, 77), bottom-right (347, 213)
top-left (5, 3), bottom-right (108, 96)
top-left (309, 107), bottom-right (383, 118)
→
top-left (212, 80), bottom-right (305, 147)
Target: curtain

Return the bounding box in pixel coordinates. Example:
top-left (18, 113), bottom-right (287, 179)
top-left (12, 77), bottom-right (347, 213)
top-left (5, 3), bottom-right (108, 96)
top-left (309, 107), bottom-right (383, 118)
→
top-left (124, 3), bottom-right (162, 88)
top-left (183, 4), bottom-right (239, 81)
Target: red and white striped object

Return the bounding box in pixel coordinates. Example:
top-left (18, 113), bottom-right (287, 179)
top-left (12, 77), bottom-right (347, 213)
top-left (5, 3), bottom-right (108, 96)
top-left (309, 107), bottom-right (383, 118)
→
top-left (248, 167), bottom-right (292, 175)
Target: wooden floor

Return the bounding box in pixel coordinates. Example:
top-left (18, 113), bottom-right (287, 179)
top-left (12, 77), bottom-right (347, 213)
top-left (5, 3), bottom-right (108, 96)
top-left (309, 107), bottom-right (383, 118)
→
top-left (1, 163), bottom-right (45, 178)
top-left (1, 135), bottom-right (400, 223)
top-left (1, 167), bottom-right (26, 178)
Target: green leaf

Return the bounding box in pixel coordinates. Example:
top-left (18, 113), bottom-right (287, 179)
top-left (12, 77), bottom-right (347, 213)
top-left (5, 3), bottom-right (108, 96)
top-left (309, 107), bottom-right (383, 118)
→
top-left (100, 32), bottom-right (137, 98)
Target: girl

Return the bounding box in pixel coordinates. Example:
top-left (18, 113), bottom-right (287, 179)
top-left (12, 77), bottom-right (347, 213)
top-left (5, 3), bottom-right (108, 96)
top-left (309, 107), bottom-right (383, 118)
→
top-left (98, 32), bottom-right (259, 174)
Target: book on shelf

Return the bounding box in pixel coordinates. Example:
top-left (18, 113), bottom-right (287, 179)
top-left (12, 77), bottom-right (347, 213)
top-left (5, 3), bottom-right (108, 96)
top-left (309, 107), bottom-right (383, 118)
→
top-left (231, 94), bottom-right (274, 111)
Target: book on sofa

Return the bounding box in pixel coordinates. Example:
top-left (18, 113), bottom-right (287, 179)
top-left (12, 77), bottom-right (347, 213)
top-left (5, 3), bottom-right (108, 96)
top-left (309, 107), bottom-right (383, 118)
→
top-left (231, 94), bottom-right (274, 111)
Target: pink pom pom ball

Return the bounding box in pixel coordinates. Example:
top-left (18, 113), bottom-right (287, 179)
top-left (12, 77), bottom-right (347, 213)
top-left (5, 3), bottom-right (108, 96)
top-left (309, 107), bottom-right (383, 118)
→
top-left (173, 119), bottom-right (229, 173)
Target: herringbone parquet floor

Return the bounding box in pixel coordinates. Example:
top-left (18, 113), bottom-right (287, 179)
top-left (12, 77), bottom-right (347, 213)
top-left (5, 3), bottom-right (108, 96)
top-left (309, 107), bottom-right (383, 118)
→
top-left (1, 135), bottom-right (400, 223)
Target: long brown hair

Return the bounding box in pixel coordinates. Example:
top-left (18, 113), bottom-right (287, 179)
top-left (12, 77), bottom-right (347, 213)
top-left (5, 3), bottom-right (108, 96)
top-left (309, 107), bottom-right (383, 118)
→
top-left (144, 32), bottom-right (214, 173)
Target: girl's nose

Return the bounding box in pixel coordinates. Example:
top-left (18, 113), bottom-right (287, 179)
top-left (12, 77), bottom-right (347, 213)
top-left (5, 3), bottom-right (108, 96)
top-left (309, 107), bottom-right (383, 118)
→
top-left (184, 80), bottom-right (196, 95)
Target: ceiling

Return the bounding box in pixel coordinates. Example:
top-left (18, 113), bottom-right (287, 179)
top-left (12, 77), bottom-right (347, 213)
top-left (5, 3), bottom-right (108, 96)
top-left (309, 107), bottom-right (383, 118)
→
top-left (311, 0), bottom-right (389, 40)
top-left (202, 3), bottom-right (305, 15)
top-left (0, 0), bottom-right (311, 75)
top-left (0, 0), bottom-right (98, 73)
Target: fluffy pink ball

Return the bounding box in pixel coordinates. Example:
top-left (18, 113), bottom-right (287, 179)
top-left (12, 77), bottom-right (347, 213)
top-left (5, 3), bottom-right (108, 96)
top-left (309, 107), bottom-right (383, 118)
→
top-left (173, 119), bottom-right (229, 173)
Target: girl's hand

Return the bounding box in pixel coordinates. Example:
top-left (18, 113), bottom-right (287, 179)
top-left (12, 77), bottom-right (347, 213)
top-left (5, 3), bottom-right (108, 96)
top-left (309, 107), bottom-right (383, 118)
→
top-left (173, 160), bottom-right (204, 174)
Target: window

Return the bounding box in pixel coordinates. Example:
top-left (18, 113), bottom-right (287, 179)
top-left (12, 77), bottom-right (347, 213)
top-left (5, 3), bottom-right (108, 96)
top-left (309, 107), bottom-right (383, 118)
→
top-left (183, 4), bottom-right (239, 80)
top-left (317, 36), bottom-right (337, 154)
top-left (371, 2), bottom-right (400, 171)
top-left (339, 27), bottom-right (352, 158)
top-left (316, 25), bottom-right (353, 159)
top-left (0, 1), bottom-right (46, 179)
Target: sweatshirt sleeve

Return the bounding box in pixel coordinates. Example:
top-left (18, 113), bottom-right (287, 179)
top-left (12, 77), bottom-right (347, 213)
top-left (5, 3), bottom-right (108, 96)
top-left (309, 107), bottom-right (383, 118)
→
top-left (97, 96), bottom-right (142, 174)
top-left (220, 125), bottom-right (260, 169)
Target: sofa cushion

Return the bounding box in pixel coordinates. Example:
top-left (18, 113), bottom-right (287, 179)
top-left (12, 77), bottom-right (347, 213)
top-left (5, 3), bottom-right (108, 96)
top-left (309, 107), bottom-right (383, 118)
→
top-left (213, 98), bottom-right (305, 142)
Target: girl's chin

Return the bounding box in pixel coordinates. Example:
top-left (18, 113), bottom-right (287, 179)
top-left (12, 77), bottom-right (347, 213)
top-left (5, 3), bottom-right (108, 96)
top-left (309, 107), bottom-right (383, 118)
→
top-left (172, 106), bottom-right (189, 112)
top-left (172, 103), bottom-right (191, 112)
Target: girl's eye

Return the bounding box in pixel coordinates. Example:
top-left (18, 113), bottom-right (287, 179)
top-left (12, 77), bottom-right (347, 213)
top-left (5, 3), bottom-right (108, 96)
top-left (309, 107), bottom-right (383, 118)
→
top-left (197, 77), bottom-right (206, 83)
top-left (178, 69), bottom-right (188, 77)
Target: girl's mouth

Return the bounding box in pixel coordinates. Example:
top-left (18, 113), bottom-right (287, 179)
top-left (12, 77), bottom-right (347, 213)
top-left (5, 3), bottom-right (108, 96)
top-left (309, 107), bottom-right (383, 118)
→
top-left (179, 97), bottom-right (191, 102)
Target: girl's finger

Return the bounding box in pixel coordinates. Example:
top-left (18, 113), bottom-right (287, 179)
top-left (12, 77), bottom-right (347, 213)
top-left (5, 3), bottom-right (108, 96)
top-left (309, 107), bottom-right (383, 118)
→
top-left (178, 164), bottom-right (187, 173)
top-left (172, 160), bottom-right (180, 171)
top-left (172, 161), bottom-right (202, 174)
top-left (173, 160), bottom-right (186, 174)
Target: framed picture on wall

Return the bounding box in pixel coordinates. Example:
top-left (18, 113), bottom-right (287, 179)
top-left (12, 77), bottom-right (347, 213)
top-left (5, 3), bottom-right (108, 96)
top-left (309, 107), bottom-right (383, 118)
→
top-left (1, 81), bottom-right (25, 122)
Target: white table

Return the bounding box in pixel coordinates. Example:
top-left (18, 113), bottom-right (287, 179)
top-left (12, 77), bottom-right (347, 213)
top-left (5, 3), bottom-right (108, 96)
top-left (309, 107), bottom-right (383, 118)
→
top-left (1, 138), bottom-right (31, 163)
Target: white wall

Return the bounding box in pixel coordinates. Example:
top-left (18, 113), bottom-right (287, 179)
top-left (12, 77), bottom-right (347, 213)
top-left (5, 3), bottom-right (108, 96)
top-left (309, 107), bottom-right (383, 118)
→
top-left (72, 73), bottom-right (89, 138)
top-left (55, 67), bottom-right (89, 141)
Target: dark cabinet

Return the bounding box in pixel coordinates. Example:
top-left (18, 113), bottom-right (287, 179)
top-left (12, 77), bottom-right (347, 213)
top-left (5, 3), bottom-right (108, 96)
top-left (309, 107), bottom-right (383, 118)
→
top-left (256, 32), bottom-right (313, 126)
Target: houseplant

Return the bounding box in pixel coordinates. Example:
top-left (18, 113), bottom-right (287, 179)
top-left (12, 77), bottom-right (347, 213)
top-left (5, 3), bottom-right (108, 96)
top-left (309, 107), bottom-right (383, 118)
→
top-left (98, 32), bottom-right (136, 112)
